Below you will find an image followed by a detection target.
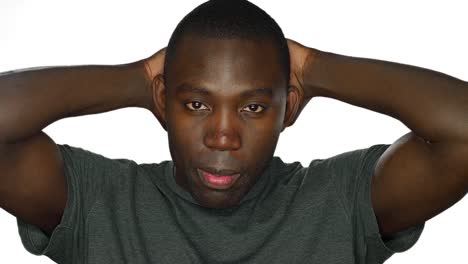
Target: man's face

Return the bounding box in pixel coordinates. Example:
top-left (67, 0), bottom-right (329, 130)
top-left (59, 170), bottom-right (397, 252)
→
top-left (161, 35), bottom-right (291, 209)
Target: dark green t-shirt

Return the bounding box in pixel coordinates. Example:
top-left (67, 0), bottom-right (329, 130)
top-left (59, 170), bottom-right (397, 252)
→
top-left (17, 143), bottom-right (424, 263)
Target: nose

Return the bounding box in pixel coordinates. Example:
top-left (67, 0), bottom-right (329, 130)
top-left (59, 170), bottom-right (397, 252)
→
top-left (203, 108), bottom-right (241, 151)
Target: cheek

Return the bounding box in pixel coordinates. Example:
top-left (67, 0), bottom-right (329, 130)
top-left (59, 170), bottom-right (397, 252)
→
top-left (166, 106), bottom-right (203, 161)
top-left (243, 113), bottom-right (282, 153)
top-left (167, 101), bottom-right (197, 134)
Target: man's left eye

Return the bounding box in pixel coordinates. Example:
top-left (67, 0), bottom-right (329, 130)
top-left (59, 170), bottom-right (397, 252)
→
top-left (242, 104), bottom-right (265, 113)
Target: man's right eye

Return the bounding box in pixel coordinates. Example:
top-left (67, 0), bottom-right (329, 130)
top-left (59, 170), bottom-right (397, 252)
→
top-left (185, 101), bottom-right (209, 111)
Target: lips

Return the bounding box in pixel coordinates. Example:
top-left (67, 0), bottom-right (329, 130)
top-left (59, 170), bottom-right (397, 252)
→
top-left (201, 167), bottom-right (240, 176)
top-left (197, 167), bottom-right (241, 190)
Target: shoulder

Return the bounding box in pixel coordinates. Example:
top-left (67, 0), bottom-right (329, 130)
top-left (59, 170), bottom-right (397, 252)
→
top-left (272, 144), bottom-right (391, 196)
top-left (57, 143), bottom-right (170, 189)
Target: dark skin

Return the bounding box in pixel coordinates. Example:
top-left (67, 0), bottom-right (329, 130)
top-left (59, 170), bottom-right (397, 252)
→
top-left (287, 40), bottom-right (468, 237)
top-left (151, 35), bottom-right (299, 208)
top-left (148, 36), bottom-right (468, 236)
top-left (0, 32), bottom-right (466, 243)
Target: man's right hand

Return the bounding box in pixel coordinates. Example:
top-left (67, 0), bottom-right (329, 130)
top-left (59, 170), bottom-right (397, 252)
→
top-left (143, 47), bottom-right (167, 83)
top-left (142, 47), bottom-right (167, 128)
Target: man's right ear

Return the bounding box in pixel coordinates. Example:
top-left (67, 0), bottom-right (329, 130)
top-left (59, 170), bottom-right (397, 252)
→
top-left (151, 74), bottom-right (167, 131)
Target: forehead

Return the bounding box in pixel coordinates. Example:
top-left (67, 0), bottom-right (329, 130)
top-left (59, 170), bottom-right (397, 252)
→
top-left (166, 35), bottom-right (286, 92)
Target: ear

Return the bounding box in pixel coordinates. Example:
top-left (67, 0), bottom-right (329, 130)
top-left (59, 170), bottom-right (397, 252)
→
top-left (282, 84), bottom-right (303, 131)
top-left (151, 74), bottom-right (167, 131)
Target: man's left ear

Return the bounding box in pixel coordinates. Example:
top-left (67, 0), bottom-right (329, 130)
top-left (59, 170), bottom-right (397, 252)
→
top-left (282, 85), bottom-right (303, 131)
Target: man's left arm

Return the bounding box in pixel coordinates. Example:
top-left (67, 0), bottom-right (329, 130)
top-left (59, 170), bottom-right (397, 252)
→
top-left (288, 40), bottom-right (468, 238)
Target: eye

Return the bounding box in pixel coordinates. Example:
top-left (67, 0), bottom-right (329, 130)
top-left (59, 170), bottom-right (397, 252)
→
top-left (185, 101), bottom-right (209, 111)
top-left (242, 104), bottom-right (265, 113)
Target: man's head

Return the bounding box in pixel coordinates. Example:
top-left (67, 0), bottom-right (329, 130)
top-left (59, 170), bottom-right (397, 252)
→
top-left (164, 0), bottom-right (290, 87)
top-left (152, 0), bottom-right (300, 208)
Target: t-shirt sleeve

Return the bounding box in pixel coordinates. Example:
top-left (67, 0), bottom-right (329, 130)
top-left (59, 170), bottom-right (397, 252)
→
top-left (328, 144), bottom-right (425, 263)
top-left (16, 143), bottom-right (117, 263)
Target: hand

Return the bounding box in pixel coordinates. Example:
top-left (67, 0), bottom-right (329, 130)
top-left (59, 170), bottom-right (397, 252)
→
top-left (142, 47), bottom-right (166, 127)
top-left (143, 47), bottom-right (167, 83)
top-left (287, 39), bottom-right (318, 124)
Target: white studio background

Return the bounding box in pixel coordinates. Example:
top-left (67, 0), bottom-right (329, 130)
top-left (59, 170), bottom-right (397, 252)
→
top-left (0, 0), bottom-right (466, 263)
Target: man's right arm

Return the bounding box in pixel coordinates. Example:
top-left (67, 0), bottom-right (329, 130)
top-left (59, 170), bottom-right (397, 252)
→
top-left (0, 61), bottom-right (153, 236)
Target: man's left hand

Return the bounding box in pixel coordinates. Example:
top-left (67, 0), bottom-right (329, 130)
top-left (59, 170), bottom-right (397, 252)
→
top-left (286, 39), bottom-right (319, 124)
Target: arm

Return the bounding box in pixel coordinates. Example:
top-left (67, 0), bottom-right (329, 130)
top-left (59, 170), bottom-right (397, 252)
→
top-left (0, 63), bottom-right (152, 143)
top-left (0, 49), bottom-right (164, 236)
top-left (288, 40), bottom-right (468, 238)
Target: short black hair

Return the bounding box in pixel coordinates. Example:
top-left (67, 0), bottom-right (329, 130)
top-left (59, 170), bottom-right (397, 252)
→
top-left (164, 0), bottom-right (290, 87)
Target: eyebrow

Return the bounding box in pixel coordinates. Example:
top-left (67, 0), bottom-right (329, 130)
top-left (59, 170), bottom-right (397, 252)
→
top-left (240, 87), bottom-right (273, 98)
top-left (176, 83), bottom-right (273, 98)
top-left (176, 84), bottom-right (211, 95)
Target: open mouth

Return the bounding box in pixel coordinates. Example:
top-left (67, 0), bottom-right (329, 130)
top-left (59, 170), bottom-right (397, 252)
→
top-left (197, 168), bottom-right (241, 190)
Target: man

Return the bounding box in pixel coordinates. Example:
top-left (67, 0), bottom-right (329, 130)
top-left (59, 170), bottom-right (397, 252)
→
top-left (0, 0), bottom-right (466, 263)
